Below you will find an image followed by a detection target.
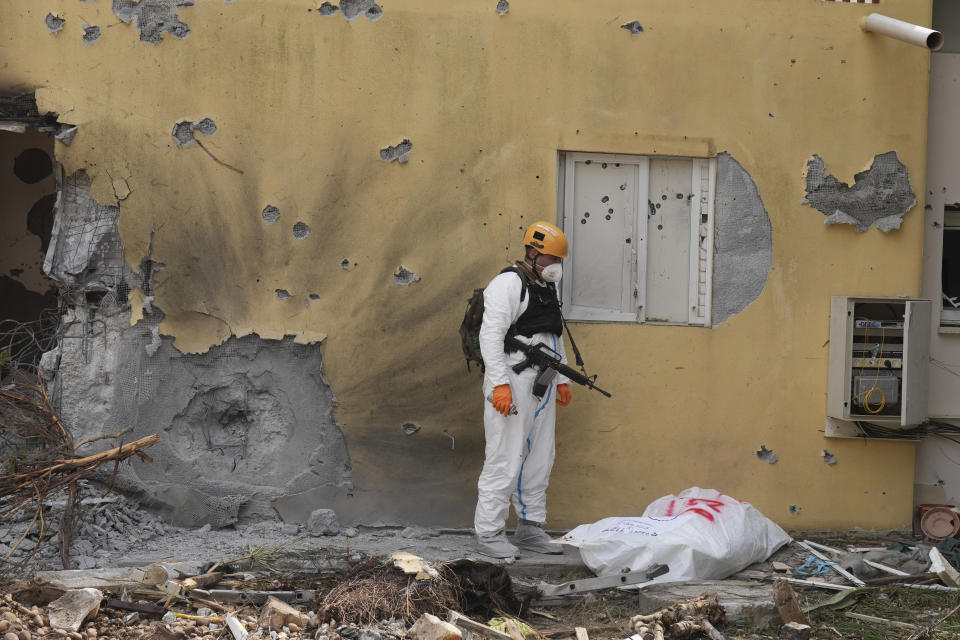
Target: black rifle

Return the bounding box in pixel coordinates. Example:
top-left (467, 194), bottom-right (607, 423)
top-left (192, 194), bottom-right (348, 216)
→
top-left (505, 335), bottom-right (612, 398)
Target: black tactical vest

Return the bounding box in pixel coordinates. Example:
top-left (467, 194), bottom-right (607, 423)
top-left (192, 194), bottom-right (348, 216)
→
top-left (502, 264), bottom-right (562, 350)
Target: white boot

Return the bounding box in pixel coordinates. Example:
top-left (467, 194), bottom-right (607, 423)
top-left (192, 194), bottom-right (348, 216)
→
top-left (512, 520), bottom-right (563, 554)
top-left (476, 530), bottom-right (520, 560)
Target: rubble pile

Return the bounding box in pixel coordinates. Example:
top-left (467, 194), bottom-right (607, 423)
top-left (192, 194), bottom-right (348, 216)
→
top-left (1, 482), bottom-right (179, 571)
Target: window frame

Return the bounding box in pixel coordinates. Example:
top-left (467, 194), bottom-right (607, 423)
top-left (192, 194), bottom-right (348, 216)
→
top-left (557, 151), bottom-right (716, 327)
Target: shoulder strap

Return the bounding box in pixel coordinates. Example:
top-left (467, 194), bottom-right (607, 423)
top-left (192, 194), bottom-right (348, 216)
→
top-left (500, 263), bottom-right (533, 303)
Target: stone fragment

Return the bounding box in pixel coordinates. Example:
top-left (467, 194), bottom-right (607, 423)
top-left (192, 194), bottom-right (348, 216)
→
top-left (358, 630), bottom-right (380, 640)
top-left (306, 509), bottom-right (340, 537)
top-left (780, 622), bottom-right (811, 640)
top-left (3, 633), bottom-right (17, 640)
top-left (141, 623), bottom-right (188, 640)
top-left (47, 588), bottom-right (102, 632)
top-left (280, 523), bottom-right (299, 536)
top-left (342, 527), bottom-right (359, 537)
top-left (259, 597), bottom-right (309, 631)
top-left (0, 621), bottom-right (8, 632)
top-left (408, 614), bottom-right (462, 640)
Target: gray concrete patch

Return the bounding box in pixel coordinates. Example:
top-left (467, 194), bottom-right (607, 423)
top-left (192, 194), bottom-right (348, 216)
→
top-left (802, 151), bottom-right (916, 232)
top-left (111, 0), bottom-right (195, 43)
top-left (339, 0), bottom-right (383, 22)
top-left (711, 152), bottom-right (773, 326)
top-left (262, 205), bottom-right (280, 223)
top-left (43, 170), bottom-right (123, 287)
top-left (45, 13), bottom-right (66, 34)
top-left (380, 139), bottom-right (412, 163)
top-left (82, 25), bottom-right (102, 45)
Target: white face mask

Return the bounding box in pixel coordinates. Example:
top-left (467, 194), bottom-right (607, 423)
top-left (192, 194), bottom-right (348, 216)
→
top-left (540, 263), bottom-right (563, 283)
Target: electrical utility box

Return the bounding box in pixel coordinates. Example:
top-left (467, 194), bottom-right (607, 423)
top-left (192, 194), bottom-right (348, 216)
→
top-left (827, 296), bottom-right (931, 427)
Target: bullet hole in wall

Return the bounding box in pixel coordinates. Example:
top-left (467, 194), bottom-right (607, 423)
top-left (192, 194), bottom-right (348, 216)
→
top-left (402, 422), bottom-right (421, 436)
top-left (309, 294), bottom-right (320, 301)
top-left (276, 289), bottom-right (292, 300)
top-left (293, 222), bottom-right (311, 239)
top-left (621, 21), bottom-right (643, 35)
top-left (756, 445), bottom-right (778, 464)
top-left (262, 205), bottom-right (280, 224)
top-left (14, 148), bottom-right (53, 184)
top-left (45, 13), bottom-right (65, 34)
top-left (380, 139), bottom-right (412, 163)
top-left (495, 0), bottom-right (509, 15)
top-left (172, 121), bottom-right (196, 146)
top-left (394, 265), bottom-right (421, 286)
top-left (789, 505), bottom-right (801, 515)
top-left (318, 2), bottom-right (339, 15)
top-left (82, 25), bottom-right (102, 45)
top-left (193, 117), bottom-right (217, 138)
top-left (822, 449), bottom-right (838, 465)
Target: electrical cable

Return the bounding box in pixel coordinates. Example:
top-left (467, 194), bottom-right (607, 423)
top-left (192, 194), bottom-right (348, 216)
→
top-left (853, 318), bottom-right (887, 414)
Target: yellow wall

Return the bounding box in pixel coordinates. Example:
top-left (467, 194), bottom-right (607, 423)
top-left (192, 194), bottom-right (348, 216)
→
top-left (0, 0), bottom-right (933, 528)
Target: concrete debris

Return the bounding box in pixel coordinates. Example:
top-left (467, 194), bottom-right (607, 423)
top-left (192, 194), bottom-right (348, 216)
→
top-left (394, 265), bottom-right (421, 286)
top-left (780, 621), bottom-right (811, 640)
top-left (495, 0), bottom-right (509, 16)
top-left (306, 509), bottom-right (340, 536)
top-left (380, 139), bottom-right (412, 163)
top-left (111, 0), bottom-right (195, 43)
top-left (409, 614), bottom-right (462, 640)
top-left (620, 21), bottom-right (643, 35)
top-left (262, 205), bottom-right (280, 223)
top-left (47, 588), bottom-right (102, 632)
top-left (82, 25), bottom-right (102, 45)
top-left (56, 125), bottom-right (79, 145)
top-left (802, 151), bottom-right (916, 232)
top-left (712, 152), bottom-right (773, 326)
top-left (756, 445), bottom-right (778, 464)
top-left (259, 596), bottom-right (310, 631)
top-left (45, 13), bottom-right (66, 34)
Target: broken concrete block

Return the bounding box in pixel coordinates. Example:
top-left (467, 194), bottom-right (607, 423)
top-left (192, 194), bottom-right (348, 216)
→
top-left (408, 614), bottom-right (462, 640)
top-left (46, 588), bottom-right (102, 632)
top-left (779, 622), bottom-right (811, 640)
top-left (306, 509), bottom-right (340, 537)
top-left (259, 596), bottom-right (309, 631)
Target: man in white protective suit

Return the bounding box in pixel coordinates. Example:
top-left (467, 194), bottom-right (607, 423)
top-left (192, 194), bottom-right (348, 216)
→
top-left (474, 221), bottom-right (573, 559)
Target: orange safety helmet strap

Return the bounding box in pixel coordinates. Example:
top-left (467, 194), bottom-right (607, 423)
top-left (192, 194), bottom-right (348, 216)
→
top-left (523, 221), bottom-right (568, 258)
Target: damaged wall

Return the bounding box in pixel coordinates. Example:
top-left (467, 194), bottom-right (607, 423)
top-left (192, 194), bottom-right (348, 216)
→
top-left (0, 0), bottom-right (932, 530)
top-left (0, 130), bottom-right (57, 323)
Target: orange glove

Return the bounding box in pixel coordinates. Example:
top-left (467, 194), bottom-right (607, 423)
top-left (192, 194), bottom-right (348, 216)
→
top-left (492, 384), bottom-right (514, 417)
top-left (557, 383), bottom-right (572, 406)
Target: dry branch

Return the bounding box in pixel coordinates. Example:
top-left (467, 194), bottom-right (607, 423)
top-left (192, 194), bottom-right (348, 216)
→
top-left (0, 372), bottom-right (159, 568)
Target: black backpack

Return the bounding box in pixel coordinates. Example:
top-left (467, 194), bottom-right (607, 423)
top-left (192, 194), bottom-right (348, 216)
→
top-left (459, 264), bottom-right (533, 372)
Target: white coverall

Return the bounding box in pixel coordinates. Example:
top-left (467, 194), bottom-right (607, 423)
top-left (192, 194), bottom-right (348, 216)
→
top-left (474, 270), bottom-right (569, 537)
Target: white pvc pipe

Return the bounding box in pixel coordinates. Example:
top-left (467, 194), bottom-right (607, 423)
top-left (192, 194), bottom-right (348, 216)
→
top-left (861, 13), bottom-right (944, 51)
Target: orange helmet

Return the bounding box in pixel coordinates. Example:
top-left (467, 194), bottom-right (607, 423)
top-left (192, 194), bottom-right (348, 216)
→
top-left (523, 221), bottom-right (568, 258)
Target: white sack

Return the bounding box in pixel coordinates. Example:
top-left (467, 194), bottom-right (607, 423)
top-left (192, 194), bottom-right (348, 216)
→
top-left (558, 487), bottom-right (791, 584)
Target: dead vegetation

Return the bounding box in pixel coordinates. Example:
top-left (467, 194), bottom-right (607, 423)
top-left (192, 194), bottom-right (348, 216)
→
top-left (319, 557), bottom-right (464, 624)
top-left (0, 372), bottom-right (159, 570)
